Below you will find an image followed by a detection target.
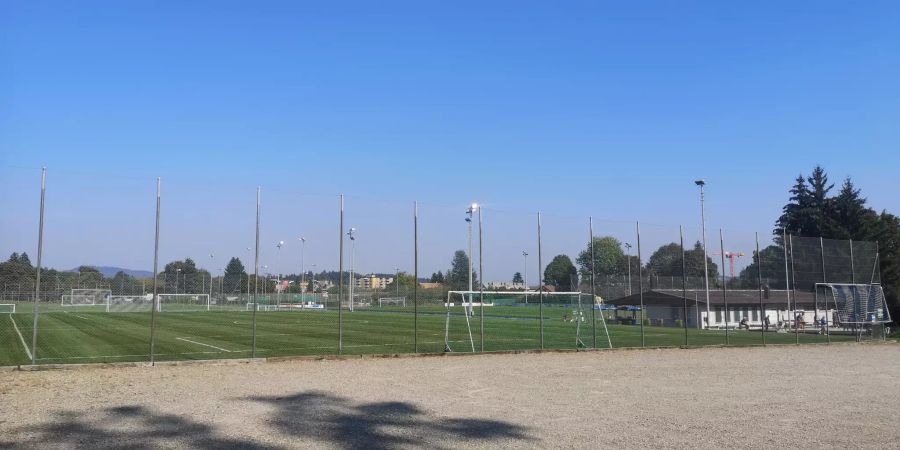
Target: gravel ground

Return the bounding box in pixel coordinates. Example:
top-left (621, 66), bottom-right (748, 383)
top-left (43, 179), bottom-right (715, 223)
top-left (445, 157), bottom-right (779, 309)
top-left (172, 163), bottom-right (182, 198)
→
top-left (1, 343), bottom-right (898, 449)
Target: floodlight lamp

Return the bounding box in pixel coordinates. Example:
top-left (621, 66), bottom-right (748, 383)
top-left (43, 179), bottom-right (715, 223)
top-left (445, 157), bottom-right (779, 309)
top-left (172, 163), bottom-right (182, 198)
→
top-left (694, 179), bottom-right (706, 186)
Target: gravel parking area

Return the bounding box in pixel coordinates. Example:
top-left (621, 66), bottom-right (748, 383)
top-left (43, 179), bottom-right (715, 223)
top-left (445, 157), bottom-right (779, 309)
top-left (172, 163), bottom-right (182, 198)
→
top-left (2, 343), bottom-right (898, 449)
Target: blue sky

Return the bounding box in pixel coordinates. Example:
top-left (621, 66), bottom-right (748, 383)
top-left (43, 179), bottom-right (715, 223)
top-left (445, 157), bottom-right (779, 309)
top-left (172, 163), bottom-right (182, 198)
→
top-left (2, 1), bottom-right (899, 281)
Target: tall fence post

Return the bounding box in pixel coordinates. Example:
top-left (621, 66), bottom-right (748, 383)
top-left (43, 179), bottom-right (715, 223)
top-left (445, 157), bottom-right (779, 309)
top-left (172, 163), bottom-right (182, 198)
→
top-left (680, 225), bottom-right (688, 346)
top-left (820, 237), bottom-right (830, 343)
top-left (537, 212), bottom-right (544, 350)
top-left (338, 194), bottom-right (344, 354)
top-left (413, 201), bottom-right (418, 353)
top-left (478, 207), bottom-right (484, 352)
top-left (149, 177), bottom-right (161, 365)
top-left (30, 167), bottom-right (47, 365)
top-left (252, 187), bottom-right (260, 358)
top-left (589, 217), bottom-right (597, 349)
top-left (789, 234), bottom-right (798, 344)
top-left (636, 221), bottom-right (644, 347)
top-left (719, 228), bottom-right (729, 345)
top-left (756, 232), bottom-right (765, 345)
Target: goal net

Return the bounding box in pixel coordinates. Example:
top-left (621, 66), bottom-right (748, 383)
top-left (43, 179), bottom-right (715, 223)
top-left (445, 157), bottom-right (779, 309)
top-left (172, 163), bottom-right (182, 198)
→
top-left (157, 294), bottom-right (210, 312)
top-left (0, 304), bottom-right (15, 314)
top-left (378, 297), bottom-right (406, 307)
top-left (443, 290), bottom-right (607, 352)
top-left (108, 295), bottom-right (154, 312)
top-left (819, 283), bottom-right (892, 325)
top-left (61, 289), bottom-right (111, 307)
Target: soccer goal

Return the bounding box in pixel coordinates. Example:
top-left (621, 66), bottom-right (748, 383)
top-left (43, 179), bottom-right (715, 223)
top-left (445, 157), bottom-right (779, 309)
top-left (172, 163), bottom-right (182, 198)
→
top-left (61, 289), bottom-right (111, 308)
top-left (378, 297), bottom-right (406, 307)
top-left (0, 304), bottom-right (15, 314)
top-left (157, 294), bottom-right (210, 312)
top-left (817, 283), bottom-right (892, 325)
top-left (442, 290), bottom-right (610, 352)
top-left (108, 295), bottom-right (153, 312)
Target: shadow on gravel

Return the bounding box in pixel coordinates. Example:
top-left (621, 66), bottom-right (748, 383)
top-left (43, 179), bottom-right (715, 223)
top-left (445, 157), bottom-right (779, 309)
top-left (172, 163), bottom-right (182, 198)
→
top-left (243, 391), bottom-right (534, 449)
top-left (2, 405), bottom-right (269, 449)
top-left (3, 392), bottom-right (532, 449)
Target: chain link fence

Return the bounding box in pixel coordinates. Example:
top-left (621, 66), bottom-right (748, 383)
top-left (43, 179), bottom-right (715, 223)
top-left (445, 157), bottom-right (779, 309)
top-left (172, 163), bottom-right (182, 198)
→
top-left (0, 167), bottom-right (892, 367)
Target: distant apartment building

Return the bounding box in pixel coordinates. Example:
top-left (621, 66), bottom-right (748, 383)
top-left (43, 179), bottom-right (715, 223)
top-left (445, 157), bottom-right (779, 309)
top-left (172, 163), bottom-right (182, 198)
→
top-left (355, 274), bottom-right (394, 290)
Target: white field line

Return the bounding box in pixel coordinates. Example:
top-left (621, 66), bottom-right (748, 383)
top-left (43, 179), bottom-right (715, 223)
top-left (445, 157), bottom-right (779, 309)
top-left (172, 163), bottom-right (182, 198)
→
top-left (10, 314), bottom-right (33, 361)
top-left (176, 337), bottom-right (232, 352)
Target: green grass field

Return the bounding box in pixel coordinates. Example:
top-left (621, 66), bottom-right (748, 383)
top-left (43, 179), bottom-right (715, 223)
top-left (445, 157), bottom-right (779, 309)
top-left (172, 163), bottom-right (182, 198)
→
top-left (0, 303), bottom-right (857, 366)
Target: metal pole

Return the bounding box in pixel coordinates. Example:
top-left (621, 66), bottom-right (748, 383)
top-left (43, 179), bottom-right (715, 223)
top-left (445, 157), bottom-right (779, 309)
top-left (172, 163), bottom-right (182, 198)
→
top-left (625, 243), bottom-right (632, 296)
top-left (589, 217), bottom-right (597, 349)
top-left (30, 167), bottom-right (47, 365)
top-left (413, 201), bottom-right (418, 353)
top-left (523, 251), bottom-right (528, 303)
top-left (537, 212), bottom-right (544, 349)
top-left (338, 194), bottom-right (344, 354)
top-left (637, 222), bottom-right (644, 347)
top-left (252, 187), bottom-right (260, 358)
top-left (720, 229), bottom-right (729, 345)
top-left (849, 239), bottom-right (856, 284)
top-left (783, 230), bottom-right (791, 329)
top-left (681, 225), bottom-right (688, 346)
top-left (478, 207), bottom-right (484, 352)
top-left (698, 182), bottom-right (711, 329)
top-left (467, 205), bottom-right (474, 316)
top-left (820, 237), bottom-right (829, 343)
top-left (149, 177), bottom-right (161, 365)
top-left (789, 234), bottom-right (798, 344)
top-left (756, 232), bottom-right (765, 345)
top-left (300, 237), bottom-right (305, 298)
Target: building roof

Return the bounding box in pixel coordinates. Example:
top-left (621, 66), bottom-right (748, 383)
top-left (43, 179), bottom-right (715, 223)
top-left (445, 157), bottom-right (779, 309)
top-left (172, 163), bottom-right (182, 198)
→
top-left (606, 289), bottom-right (817, 308)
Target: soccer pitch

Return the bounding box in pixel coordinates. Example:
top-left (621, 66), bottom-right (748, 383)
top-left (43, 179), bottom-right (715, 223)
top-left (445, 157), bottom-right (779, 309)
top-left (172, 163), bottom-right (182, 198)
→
top-left (1, 305), bottom-right (856, 366)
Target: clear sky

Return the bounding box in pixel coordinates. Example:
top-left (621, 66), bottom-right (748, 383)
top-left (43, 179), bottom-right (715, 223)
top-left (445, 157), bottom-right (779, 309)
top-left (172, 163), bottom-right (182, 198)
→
top-left (2, 1), bottom-right (898, 282)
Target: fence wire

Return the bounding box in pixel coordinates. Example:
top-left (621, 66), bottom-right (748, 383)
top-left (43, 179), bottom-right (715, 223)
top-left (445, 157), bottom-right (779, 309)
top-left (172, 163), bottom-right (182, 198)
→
top-left (0, 167), bottom-right (891, 367)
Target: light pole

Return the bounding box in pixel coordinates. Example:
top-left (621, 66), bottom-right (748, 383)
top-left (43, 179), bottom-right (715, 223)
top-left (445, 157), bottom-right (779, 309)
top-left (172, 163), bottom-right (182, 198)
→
top-left (175, 268), bottom-right (181, 296)
top-left (246, 247), bottom-right (252, 301)
top-left (276, 241), bottom-right (284, 306)
top-left (347, 228), bottom-right (356, 312)
top-left (522, 251), bottom-right (529, 303)
top-left (696, 179), bottom-right (711, 329)
top-left (624, 243), bottom-right (632, 296)
top-left (466, 203), bottom-right (477, 315)
top-left (298, 237), bottom-right (306, 296)
top-left (209, 254), bottom-right (214, 299)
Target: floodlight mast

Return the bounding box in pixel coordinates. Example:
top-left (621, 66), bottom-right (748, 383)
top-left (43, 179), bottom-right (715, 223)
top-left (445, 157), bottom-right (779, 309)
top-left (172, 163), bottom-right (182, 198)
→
top-left (522, 251), bottom-right (529, 303)
top-left (466, 203), bottom-right (477, 315)
top-left (299, 237), bottom-right (306, 296)
top-left (347, 228), bottom-right (356, 312)
top-left (624, 243), bottom-right (632, 296)
top-left (695, 179), bottom-right (711, 328)
top-left (276, 240), bottom-right (284, 306)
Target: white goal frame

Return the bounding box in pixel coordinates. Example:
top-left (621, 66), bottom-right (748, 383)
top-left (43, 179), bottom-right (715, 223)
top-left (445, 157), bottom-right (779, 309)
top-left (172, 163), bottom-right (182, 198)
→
top-left (816, 283), bottom-right (892, 325)
top-left (0, 304), bottom-right (15, 314)
top-left (443, 290), bottom-right (610, 352)
top-left (378, 296), bottom-right (406, 307)
top-left (156, 293), bottom-right (210, 312)
top-left (61, 289), bottom-right (111, 308)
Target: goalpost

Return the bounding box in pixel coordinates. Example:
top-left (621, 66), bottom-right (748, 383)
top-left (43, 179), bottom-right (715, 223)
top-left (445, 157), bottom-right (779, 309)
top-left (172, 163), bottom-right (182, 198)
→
top-left (817, 283), bottom-right (892, 338)
top-left (378, 297), bottom-right (406, 307)
top-left (156, 293), bottom-right (210, 312)
top-left (443, 290), bottom-right (610, 352)
top-left (61, 289), bottom-right (111, 308)
top-left (0, 304), bottom-right (15, 314)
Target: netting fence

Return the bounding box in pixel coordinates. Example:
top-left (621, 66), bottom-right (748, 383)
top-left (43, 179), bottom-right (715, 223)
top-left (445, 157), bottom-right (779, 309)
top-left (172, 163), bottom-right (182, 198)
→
top-left (0, 166), bottom-right (893, 367)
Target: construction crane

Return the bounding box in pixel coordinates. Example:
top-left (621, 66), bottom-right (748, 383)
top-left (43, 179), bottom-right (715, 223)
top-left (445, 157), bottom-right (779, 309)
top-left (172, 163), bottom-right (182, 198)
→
top-left (709, 251), bottom-right (746, 278)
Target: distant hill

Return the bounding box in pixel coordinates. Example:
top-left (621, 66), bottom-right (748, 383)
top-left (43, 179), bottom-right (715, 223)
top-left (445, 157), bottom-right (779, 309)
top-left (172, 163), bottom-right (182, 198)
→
top-left (70, 266), bottom-right (154, 278)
